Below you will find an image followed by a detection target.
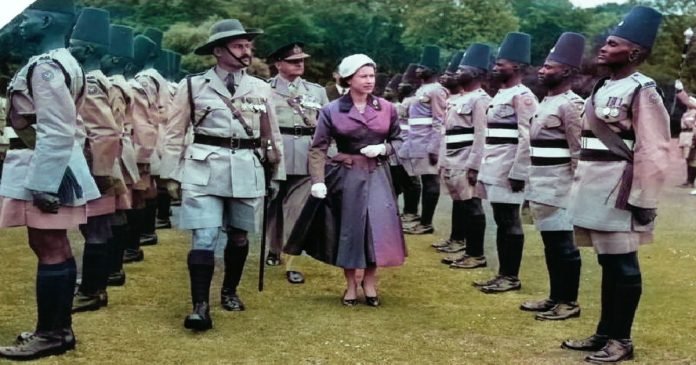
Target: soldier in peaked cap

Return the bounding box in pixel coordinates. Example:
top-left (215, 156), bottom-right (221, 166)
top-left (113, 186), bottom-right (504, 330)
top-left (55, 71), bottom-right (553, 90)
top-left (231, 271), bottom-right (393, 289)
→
top-left (438, 44), bottom-right (492, 270)
top-left (399, 45), bottom-right (449, 235)
top-left (473, 32), bottom-right (538, 294)
top-left (561, 7), bottom-right (670, 363)
top-left (101, 24), bottom-right (141, 287)
top-left (264, 41), bottom-right (329, 285)
top-left (69, 7), bottom-right (126, 313)
top-left (0, 0), bottom-right (101, 359)
top-left (160, 19), bottom-right (284, 331)
top-left (518, 32), bottom-right (585, 321)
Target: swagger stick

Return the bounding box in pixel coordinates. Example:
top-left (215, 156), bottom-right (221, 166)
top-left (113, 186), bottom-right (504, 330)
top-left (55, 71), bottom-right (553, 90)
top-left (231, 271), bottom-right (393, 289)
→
top-left (258, 139), bottom-right (273, 292)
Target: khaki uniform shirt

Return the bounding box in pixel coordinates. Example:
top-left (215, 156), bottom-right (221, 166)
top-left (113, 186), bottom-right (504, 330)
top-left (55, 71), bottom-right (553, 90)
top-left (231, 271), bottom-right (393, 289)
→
top-left (109, 74), bottom-right (140, 185)
top-left (135, 68), bottom-right (168, 175)
top-left (269, 75), bottom-right (328, 175)
top-left (160, 67), bottom-right (285, 198)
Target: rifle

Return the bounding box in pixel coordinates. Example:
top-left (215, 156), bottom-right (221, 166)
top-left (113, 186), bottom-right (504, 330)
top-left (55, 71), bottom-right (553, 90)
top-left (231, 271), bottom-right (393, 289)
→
top-left (258, 138), bottom-right (273, 292)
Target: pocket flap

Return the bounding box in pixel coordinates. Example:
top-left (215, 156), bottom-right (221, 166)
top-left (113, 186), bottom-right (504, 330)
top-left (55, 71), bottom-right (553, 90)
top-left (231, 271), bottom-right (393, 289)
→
top-left (542, 115), bottom-right (562, 128)
top-left (495, 105), bottom-right (515, 118)
top-left (186, 145), bottom-right (215, 161)
top-left (458, 104), bottom-right (473, 115)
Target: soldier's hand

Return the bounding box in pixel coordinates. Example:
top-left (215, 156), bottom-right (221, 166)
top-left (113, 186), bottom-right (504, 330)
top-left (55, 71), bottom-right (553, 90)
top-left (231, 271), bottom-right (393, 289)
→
top-left (467, 169), bottom-right (479, 186)
top-left (428, 153), bottom-right (439, 165)
top-left (31, 191), bottom-right (60, 214)
top-left (675, 79), bottom-right (684, 92)
top-left (359, 144), bottom-right (386, 158)
top-left (508, 178), bottom-right (525, 193)
top-left (94, 176), bottom-right (116, 194)
top-left (628, 204), bottom-right (657, 225)
top-left (268, 181), bottom-right (280, 200)
top-left (310, 183), bottom-right (327, 199)
top-left (164, 179), bottom-right (181, 200)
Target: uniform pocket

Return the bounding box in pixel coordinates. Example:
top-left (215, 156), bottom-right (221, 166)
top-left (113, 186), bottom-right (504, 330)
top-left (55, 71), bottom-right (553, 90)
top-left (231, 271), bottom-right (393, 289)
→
top-left (494, 104), bottom-right (515, 119)
top-left (181, 148), bottom-right (214, 185)
top-left (457, 104), bottom-right (473, 115)
top-left (542, 115), bottom-right (562, 128)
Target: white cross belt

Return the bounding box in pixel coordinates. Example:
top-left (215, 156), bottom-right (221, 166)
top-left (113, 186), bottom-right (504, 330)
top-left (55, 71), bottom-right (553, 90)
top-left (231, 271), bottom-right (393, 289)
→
top-left (486, 128), bottom-right (519, 138)
top-left (408, 117), bottom-right (433, 126)
top-left (530, 147), bottom-right (571, 158)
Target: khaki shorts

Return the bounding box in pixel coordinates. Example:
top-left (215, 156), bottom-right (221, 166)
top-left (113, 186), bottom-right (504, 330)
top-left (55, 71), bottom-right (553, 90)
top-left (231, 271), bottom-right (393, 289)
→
top-left (178, 189), bottom-right (261, 233)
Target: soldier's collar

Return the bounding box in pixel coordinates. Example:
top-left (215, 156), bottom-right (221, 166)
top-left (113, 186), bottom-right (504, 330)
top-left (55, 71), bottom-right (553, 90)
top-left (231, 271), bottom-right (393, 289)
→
top-left (338, 93), bottom-right (382, 113)
top-left (214, 66), bottom-right (244, 84)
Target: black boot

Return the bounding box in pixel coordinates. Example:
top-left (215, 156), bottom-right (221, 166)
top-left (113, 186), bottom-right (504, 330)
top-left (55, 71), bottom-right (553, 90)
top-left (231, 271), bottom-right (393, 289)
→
top-left (184, 250), bottom-right (214, 331)
top-left (221, 243), bottom-right (249, 311)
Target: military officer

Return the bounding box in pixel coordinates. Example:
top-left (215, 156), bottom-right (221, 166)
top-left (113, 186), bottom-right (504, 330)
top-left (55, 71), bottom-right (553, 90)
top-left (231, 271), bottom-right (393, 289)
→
top-left (264, 41), bottom-right (329, 284)
top-left (519, 33), bottom-right (585, 321)
top-left (0, 0), bottom-right (100, 359)
top-left (675, 80), bottom-right (696, 188)
top-left (69, 7), bottom-right (124, 313)
top-left (437, 44), bottom-right (492, 269)
top-left (102, 24), bottom-right (140, 286)
top-left (474, 32), bottom-right (538, 293)
top-left (399, 46), bottom-right (449, 235)
top-left (160, 19), bottom-right (284, 331)
top-left (561, 7), bottom-right (670, 363)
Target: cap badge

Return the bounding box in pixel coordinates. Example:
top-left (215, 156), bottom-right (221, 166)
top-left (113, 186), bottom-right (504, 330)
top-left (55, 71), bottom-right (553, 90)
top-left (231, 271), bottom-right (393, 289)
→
top-left (293, 45), bottom-right (302, 54)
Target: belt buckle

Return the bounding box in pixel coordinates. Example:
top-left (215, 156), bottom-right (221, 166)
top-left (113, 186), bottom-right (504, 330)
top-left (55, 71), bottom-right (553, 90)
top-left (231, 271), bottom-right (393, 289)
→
top-left (230, 137), bottom-right (241, 150)
top-left (294, 125), bottom-right (304, 137)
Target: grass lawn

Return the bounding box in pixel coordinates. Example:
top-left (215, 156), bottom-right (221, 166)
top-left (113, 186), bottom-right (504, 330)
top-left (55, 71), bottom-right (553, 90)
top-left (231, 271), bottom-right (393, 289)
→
top-left (1, 148), bottom-right (695, 364)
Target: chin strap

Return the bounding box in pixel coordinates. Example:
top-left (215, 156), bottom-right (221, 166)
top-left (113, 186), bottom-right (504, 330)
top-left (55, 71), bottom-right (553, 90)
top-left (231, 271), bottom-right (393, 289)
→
top-left (224, 46), bottom-right (251, 68)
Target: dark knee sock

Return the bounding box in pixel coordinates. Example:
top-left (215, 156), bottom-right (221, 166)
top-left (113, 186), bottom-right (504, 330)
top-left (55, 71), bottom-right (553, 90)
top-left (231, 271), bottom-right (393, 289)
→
top-left (465, 214), bottom-right (486, 257)
top-left (142, 199), bottom-right (157, 235)
top-left (109, 224), bottom-right (128, 274)
top-left (504, 234), bottom-right (524, 278)
top-left (420, 175), bottom-right (440, 225)
top-left (556, 231), bottom-right (581, 302)
top-left (36, 258), bottom-right (76, 332)
top-left (80, 243), bottom-right (109, 294)
top-left (610, 253), bottom-right (642, 339)
top-left (402, 176), bottom-right (421, 215)
top-left (596, 255), bottom-right (615, 336)
top-left (188, 250), bottom-right (215, 304)
top-left (450, 200), bottom-right (467, 241)
top-left (222, 243), bottom-right (249, 293)
top-left (157, 190), bottom-right (171, 220)
top-left (541, 232), bottom-right (560, 301)
top-left (125, 210), bottom-right (142, 251)
top-left (688, 166), bottom-right (696, 184)
top-left (495, 227), bottom-right (507, 276)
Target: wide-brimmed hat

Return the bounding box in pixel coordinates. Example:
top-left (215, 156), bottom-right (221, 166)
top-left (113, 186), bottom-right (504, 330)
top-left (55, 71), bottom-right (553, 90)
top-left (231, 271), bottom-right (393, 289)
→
top-left (338, 54), bottom-right (376, 78)
top-left (194, 19), bottom-right (262, 55)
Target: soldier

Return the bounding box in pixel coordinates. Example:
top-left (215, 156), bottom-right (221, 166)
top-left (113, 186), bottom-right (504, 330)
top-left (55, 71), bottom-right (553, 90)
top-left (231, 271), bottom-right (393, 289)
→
top-left (519, 33), bottom-right (585, 321)
top-left (69, 7), bottom-right (124, 313)
top-left (473, 32), bottom-right (538, 293)
top-left (437, 44), bottom-right (492, 269)
top-left (561, 7), bottom-right (670, 363)
top-left (0, 0), bottom-right (100, 359)
top-left (264, 41), bottom-right (329, 284)
top-left (382, 73), bottom-right (402, 102)
top-left (399, 46), bottom-right (449, 235)
top-left (102, 24), bottom-right (140, 286)
top-left (159, 19), bottom-right (284, 331)
top-left (325, 68), bottom-right (346, 101)
top-left (124, 34), bottom-right (158, 263)
top-left (675, 80), bottom-right (696, 188)
top-left (0, 94), bottom-right (7, 180)
top-left (439, 51), bottom-right (464, 96)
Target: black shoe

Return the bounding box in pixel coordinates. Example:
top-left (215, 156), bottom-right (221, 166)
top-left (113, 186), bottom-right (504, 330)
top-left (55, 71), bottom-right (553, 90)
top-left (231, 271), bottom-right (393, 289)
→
top-left (140, 233), bottom-right (158, 246)
top-left (0, 330), bottom-right (75, 361)
top-left (479, 276), bottom-right (521, 294)
top-left (342, 290), bottom-right (358, 307)
top-left (585, 339), bottom-right (634, 364)
top-left (472, 275), bottom-right (503, 288)
top-left (184, 302), bottom-right (213, 331)
top-left (123, 249), bottom-right (144, 263)
top-left (221, 289), bottom-right (245, 311)
top-left (266, 252), bottom-right (281, 266)
top-left (520, 298), bottom-right (556, 312)
top-left (72, 290), bottom-right (108, 313)
top-left (403, 223), bottom-right (434, 235)
top-left (286, 271), bottom-right (305, 284)
top-left (561, 334), bottom-right (609, 352)
top-left (535, 302), bottom-right (581, 321)
top-left (107, 270), bottom-right (126, 286)
top-left (365, 296), bottom-right (380, 307)
top-left (155, 218), bottom-right (171, 229)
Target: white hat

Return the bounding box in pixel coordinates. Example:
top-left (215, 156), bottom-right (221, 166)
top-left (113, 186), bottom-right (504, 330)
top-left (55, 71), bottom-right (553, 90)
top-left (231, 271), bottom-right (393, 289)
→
top-left (338, 54), bottom-right (376, 78)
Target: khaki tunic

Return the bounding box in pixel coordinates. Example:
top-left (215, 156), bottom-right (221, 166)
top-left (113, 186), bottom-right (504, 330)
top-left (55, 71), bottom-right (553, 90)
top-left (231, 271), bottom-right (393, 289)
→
top-left (160, 68), bottom-right (285, 231)
top-left (440, 88), bottom-right (490, 201)
top-left (0, 97), bottom-right (8, 158)
top-left (109, 75), bottom-right (140, 186)
top-left (569, 73), bottom-right (671, 253)
top-left (527, 91), bottom-right (583, 231)
top-left (135, 68), bottom-right (168, 176)
top-left (477, 84), bottom-right (538, 204)
top-left (678, 109), bottom-right (695, 160)
top-left (0, 48), bottom-right (99, 228)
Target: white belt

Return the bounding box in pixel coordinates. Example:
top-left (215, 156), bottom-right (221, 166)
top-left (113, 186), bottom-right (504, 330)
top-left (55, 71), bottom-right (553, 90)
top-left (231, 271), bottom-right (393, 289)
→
top-left (581, 137), bottom-right (634, 151)
top-left (408, 117), bottom-right (433, 126)
top-left (399, 124), bottom-right (410, 131)
top-left (445, 134), bottom-right (474, 143)
top-left (530, 147), bottom-right (571, 158)
top-left (486, 128), bottom-right (519, 138)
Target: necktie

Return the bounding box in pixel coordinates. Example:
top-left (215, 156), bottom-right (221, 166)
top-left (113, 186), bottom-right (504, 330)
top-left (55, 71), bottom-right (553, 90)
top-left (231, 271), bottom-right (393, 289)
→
top-left (225, 74), bottom-right (236, 96)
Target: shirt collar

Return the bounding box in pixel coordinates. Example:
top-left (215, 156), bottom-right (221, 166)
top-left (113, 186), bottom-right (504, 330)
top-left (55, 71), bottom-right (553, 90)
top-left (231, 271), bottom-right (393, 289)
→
top-left (214, 66), bottom-right (244, 85)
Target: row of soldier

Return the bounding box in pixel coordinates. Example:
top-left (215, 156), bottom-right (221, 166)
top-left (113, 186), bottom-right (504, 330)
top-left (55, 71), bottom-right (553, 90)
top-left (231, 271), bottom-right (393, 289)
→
top-left (0, 1), bottom-right (672, 364)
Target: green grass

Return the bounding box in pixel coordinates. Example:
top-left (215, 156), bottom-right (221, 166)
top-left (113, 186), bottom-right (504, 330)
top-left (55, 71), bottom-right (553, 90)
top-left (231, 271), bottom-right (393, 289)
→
top-left (1, 175), bottom-right (695, 364)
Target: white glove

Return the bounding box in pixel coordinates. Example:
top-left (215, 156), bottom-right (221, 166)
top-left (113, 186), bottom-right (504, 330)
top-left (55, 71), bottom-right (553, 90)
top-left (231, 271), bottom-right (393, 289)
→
top-left (675, 80), bottom-right (684, 92)
top-left (310, 183), bottom-right (327, 199)
top-left (359, 144), bottom-right (386, 158)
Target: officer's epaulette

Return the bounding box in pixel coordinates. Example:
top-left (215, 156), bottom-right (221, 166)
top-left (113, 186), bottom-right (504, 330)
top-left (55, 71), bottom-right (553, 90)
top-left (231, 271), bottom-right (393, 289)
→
top-left (249, 74), bottom-right (267, 83)
top-left (630, 72), bottom-right (656, 89)
top-left (268, 77), bottom-right (278, 88)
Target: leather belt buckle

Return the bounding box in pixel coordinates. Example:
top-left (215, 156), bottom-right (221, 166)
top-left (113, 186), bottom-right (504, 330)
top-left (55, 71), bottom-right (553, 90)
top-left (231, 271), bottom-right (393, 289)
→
top-left (230, 137), bottom-right (241, 150)
top-left (294, 125), bottom-right (304, 137)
